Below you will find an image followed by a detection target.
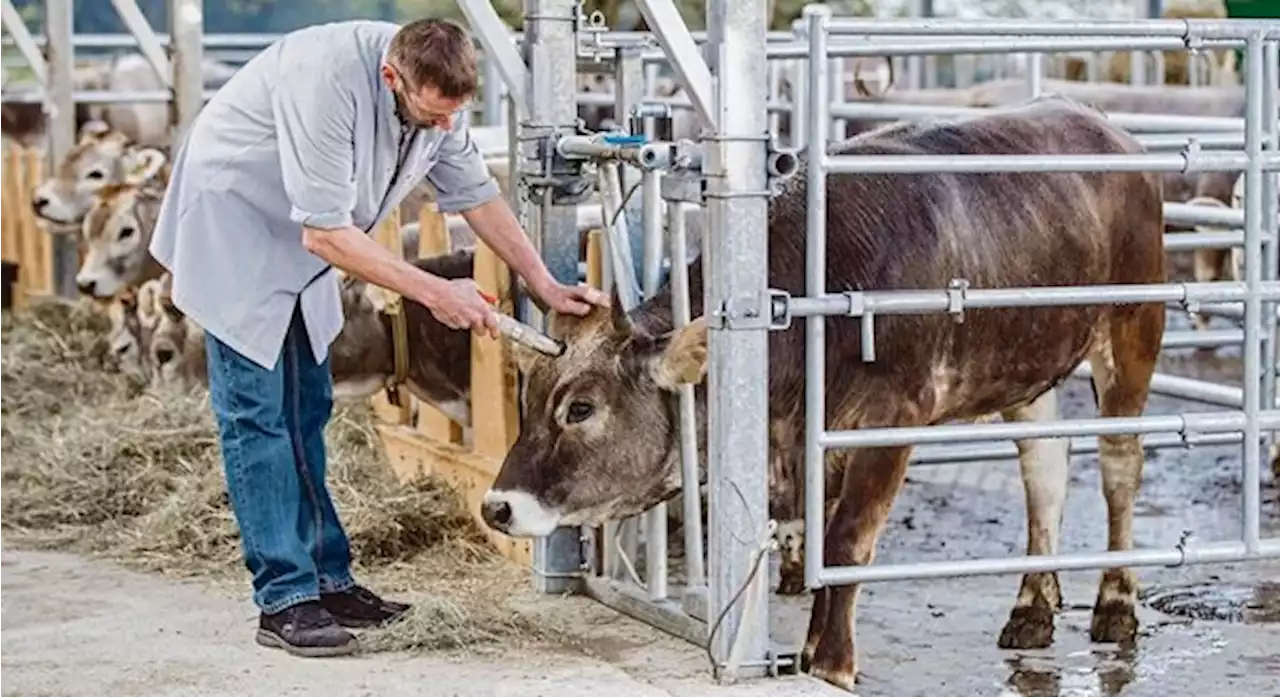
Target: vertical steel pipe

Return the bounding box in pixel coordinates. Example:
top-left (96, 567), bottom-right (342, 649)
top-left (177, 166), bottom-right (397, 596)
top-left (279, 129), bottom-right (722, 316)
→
top-left (1242, 33), bottom-right (1265, 553)
top-left (524, 0), bottom-right (585, 595)
top-left (641, 166), bottom-right (668, 602)
top-left (668, 200), bottom-right (706, 592)
top-left (169, 0), bottom-right (204, 145)
top-left (703, 0), bottom-right (772, 675)
top-left (45, 0), bottom-right (77, 298)
top-left (1261, 40), bottom-right (1279, 443)
top-left (802, 3), bottom-right (830, 592)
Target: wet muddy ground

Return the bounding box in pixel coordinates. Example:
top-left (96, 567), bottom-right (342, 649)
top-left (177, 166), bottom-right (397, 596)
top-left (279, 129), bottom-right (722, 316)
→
top-left (756, 298), bottom-right (1280, 696)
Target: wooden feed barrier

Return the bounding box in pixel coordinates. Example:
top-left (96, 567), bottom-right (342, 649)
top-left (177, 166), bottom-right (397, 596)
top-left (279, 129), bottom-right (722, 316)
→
top-left (1, 141), bottom-right (56, 308)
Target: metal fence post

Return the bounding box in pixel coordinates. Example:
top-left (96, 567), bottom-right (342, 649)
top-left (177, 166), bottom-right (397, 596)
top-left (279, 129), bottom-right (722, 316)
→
top-left (523, 0), bottom-right (585, 595)
top-left (169, 0), bottom-right (204, 146)
top-left (43, 0), bottom-right (77, 299)
top-left (702, 0), bottom-right (772, 679)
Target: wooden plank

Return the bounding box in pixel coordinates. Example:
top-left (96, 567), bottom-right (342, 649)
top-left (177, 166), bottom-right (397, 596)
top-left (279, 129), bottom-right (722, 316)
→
top-left (368, 208), bottom-right (413, 426)
top-left (378, 423), bottom-right (532, 566)
top-left (414, 202), bottom-right (464, 446)
top-left (585, 228), bottom-right (604, 289)
top-left (469, 241), bottom-right (519, 460)
top-left (2, 145), bottom-right (28, 308)
top-left (1, 144), bottom-right (20, 266)
top-left (22, 147), bottom-right (51, 299)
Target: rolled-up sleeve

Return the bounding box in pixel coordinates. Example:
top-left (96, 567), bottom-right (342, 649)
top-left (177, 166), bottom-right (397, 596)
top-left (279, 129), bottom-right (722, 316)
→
top-left (425, 109), bottom-right (502, 213)
top-left (271, 55), bottom-right (358, 230)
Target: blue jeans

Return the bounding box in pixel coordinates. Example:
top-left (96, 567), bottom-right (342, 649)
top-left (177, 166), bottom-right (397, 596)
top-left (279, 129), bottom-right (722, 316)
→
top-left (205, 303), bottom-right (354, 614)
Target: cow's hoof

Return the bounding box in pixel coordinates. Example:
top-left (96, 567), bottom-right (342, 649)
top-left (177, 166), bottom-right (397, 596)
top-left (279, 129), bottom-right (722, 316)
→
top-left (998, 604), bottom-right (1056, 650)
top-left (808, 662), bottom-right (856, 693)
top-left (1089, 601), bottom-right (1138, 646)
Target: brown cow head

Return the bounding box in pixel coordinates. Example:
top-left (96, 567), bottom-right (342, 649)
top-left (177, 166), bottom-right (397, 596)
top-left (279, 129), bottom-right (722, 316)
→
top-left (481, 296), bottom-right (708, 537)
top-left (32, 121), bottom-right (166, 228)
top-left (138, 272), bottom-right (202, 389)
top-left (75, 171), bottom-right (166, 299)
top-left (104, 286), bottom-right (151, 384)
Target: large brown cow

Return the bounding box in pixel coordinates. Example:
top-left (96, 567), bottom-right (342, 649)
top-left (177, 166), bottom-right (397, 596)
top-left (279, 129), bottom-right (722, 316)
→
top-left (479, 95), bottom-right (1166, 691)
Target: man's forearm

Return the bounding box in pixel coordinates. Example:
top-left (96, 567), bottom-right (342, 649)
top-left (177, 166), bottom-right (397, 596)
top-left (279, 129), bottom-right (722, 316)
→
top-left (459, 197), bottom-right (557, 289)
top-left (302, 224), bottom-right (446, 306)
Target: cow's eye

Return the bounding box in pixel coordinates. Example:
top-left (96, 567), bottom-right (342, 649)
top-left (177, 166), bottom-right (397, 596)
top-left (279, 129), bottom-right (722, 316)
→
top-left (566, 400), bottom-right (594, 423)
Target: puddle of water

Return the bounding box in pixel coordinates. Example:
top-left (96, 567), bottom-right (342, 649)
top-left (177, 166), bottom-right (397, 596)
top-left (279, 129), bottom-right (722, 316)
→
top-left (996, 624), bottom-right (1227, 697)
top-left (1140, 581), bottom-right (1280, 624)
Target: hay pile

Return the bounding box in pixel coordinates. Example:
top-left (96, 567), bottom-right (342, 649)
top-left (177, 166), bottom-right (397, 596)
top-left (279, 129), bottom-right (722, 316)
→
top-left (1, 297), bottom-right (557, 654)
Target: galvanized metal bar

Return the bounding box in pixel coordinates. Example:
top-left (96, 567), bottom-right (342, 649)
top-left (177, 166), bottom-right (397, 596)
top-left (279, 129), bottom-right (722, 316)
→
top-left (819, 539), bottom-right (1280, 587)
top-left (1260, 39), bottom-right (1278, 431)
top-left (1026, 52), bottom-right (1043, 97)
top-left (1161, 328), bottom-right (1243, 350)
top-left (45, 0), bottom-right (77, 298)
top-left (823, 151), bottom-right (1279, 175)
top-left (632, 0), bottom-right (715, 129)
top-left (459, 0), bottom-right (530, 120)
top-left (1073, 362), bottom-right (1242, 407)
top-left (641, 166), bottom-right (668, 603)
top-left (702, 0), bottom-right (771, 676)
top-left (821, 410), bottom-right (1277, 451)
top-left (112, 0), bottom-right (171, 87)
top-left (828, 101), bottom-right (1246, 133)
top-left (1163, 231), bottom-right (1247, 252)
top-left (1, 0), bottom-right (47, 84)
top-left (523, 0), bottom-right (584, 595)
top-left (1241, 33), bottom-right (1266, 554)
top-left (169, 0), bottom-right (204, 146)
top-left (0, 88), bottom-right (220, 104)
top-left (824, 17), bottom-right (1280, 41)
top-left (829, 56), bottom-right (845, 141)
top-left (668, 200), bottom-right (706, 594)
top-left (910, 429), bottom-right (1242, 466)
top-left (616, 44), bottom-right (648, 285)
top-left (1164, 202), bottom-right (1245, 229)
top-left (481, 54), bottom-right (504, 127)
top-left (786, 282), bottom-right (1280, 319)
top-left (769, 36), bottom-right (1212, 59)
top-left (1137, 133), bottom-right (1253, 150)
top-left (802, 3), bottom-right (829, 595)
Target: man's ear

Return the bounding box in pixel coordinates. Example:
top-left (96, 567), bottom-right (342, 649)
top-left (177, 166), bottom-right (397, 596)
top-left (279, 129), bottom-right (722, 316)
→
top-left (650, 315), bottom-right (708, 390)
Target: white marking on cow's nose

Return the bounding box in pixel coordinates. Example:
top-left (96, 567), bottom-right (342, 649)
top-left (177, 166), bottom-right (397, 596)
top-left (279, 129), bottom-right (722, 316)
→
top-left (481, 489), bottom-right (560, 538)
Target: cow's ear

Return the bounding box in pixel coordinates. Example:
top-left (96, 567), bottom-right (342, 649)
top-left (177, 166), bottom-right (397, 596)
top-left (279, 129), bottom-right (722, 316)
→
top-left (77, 119), bottom-right (112, 144)
top-left (135, 280), bottom-right (162, 329)
top-left (649, 315), bottom-right (708, 391)
top-left (123, 147), bottom-right (168, 185)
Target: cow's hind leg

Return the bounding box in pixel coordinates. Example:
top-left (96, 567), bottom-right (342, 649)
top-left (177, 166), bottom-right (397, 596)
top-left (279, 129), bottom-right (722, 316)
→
top-left (804, 445), bottom-right (912, 691)
top-left (997, 387), bottom-right (1070, 650)
top-left (1087, 309), bottom-right (1161, 646)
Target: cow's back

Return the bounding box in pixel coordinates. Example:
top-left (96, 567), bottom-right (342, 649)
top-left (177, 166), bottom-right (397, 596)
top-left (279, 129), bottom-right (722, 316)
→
top-left (747, 96), bottom-right (1161, 425)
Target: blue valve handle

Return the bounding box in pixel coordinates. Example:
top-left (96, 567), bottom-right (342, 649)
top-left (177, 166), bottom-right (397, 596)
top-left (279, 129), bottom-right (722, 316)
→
top-left (593, 133), bottom-right (645, 145)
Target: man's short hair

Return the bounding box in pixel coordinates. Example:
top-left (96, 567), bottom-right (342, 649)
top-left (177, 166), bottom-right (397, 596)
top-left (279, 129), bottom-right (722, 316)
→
top-left (387, 18), bottom-right (479, 99)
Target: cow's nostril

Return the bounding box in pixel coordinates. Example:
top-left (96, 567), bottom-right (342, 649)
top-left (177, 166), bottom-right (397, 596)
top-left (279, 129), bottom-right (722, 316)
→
top-left (155, 347), bottom-right (175, 365)
top-left (481, 500), bottom-right (512, 530)
top-left (76, 280), bottom-right (95, 296)
top-left (32, 196), bottom-right (48, 211)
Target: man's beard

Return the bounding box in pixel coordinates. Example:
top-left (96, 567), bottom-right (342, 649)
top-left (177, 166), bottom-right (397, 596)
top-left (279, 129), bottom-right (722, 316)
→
top-left (392, 89), bottom-right (431, 130)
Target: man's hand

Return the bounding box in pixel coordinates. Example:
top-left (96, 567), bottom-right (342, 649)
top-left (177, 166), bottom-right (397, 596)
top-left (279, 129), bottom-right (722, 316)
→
top-left (420, 277), bottom-right (501, 339)
top-left (529, 276), bottom-right (611, 316)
